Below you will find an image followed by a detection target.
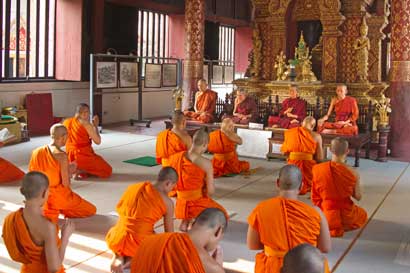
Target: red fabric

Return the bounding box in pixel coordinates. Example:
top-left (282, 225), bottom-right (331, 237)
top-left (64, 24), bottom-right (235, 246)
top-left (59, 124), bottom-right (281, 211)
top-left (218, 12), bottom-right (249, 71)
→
top-left (232, 96), bottom-right (258, 124)
top-left (0, 157), bottom-right (24, 183)
top-left (268, 98), bottom-right (306, 128)
top-left (26, 93), bottom-right (54, 135)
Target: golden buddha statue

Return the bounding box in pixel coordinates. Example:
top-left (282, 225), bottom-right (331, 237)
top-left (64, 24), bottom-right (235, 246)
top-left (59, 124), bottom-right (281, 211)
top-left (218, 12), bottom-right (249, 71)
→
top-left (353, 17), bottom-right (370, 82)
top-left (172, 87), bottom-right (184, 112)
top-left (274, 51), bottom-right (287, 81)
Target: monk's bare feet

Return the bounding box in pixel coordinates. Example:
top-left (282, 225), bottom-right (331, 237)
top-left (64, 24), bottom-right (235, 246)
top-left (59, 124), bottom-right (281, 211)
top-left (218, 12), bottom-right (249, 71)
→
top-left (271, 124), bottom-right (279, 128)
top-left (74, 173), bottom-right (89, 180)
top-left (110, 255), bottom-right (124, 273)
top-left (179, 220), bottom-right (190, 232)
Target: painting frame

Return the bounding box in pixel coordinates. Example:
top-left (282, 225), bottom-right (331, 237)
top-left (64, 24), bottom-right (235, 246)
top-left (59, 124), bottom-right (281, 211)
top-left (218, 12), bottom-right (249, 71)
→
top-left (144, 63), bottom-right (162, 88)
top-left (212, 65), bottom-right (224, 85)
top-left (224, 66), bottom-right (234, 84)
top-left (96, 62), bottom-right (118, 89)
top-left (162, 63), bottom-right (178, 87)
top-left (119, 62), bottom-right (139, 88)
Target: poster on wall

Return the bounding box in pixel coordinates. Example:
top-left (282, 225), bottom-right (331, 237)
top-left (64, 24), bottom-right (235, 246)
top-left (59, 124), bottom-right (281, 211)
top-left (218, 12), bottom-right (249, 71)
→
top-left (212, 65), bottom-right (223, 84)
top-left (203, 64), bottom-right (209, 83)
top-left (224, 66), bottom-right (234, 84)
top-left (162, 63), bottom-right (178, 87)
top-left (144, 63), bottom-right (162, 88)
top-left (119, 62), bottom-right (139, 88)
top-left (96, 62), bottom-right (117, 89)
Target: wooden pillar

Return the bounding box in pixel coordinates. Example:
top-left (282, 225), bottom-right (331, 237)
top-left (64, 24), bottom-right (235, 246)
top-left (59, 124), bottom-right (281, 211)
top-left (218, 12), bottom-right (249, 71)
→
top-left (182, 0), bottom-right (205, 110)
top-left (389, 0), bottom-right (410, 159)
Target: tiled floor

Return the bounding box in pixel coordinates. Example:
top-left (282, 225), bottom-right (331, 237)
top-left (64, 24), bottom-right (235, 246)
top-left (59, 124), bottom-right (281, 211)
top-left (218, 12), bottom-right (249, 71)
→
top-left (0, 123), bottom-right (409, 273)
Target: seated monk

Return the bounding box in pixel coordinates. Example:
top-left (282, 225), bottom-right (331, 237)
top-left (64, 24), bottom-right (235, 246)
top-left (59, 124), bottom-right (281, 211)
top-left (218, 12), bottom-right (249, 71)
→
top-left (131, 208), bottom-right (226, 273)
top-left (156, 112), bottom-right (192, 166)
top-left (184, 79), bottom-right (218, 123)
top-left (281, 244), bottom-right (330, 273)
top-left (168, 128), bottom-right (228, 231)
top-left (318, 84), bottom-right (359, 135)
top-left (208, 118), bottom-right (250, 177)
top-left (2, 171), bottom-right (74, 273)
top-left (247, 165), bottom-right (331, 273)
top-left (230, 89), bottom-right (258, 124)
top-left (0, 141), bottom-right (24, 183)
top-left (29, 124), bottom-right (96, 223)
top-left (106, 167), bottom-right (177, 273)
top-left (268, 84), bottom-right (306, 128)
top-left (63, 103), bottom-right (112, 179)
top-left (311, 137), bottom-right (367, 237)
top-left (281, 117), bottom-right (324, 195)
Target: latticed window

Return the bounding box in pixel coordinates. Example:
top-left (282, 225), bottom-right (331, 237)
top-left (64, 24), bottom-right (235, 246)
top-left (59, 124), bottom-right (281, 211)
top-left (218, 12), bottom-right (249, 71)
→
top-left (219, 25), bottom-right (235, 63)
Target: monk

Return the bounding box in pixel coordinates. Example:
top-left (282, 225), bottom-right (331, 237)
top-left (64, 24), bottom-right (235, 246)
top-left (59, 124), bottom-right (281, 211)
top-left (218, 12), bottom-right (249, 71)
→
top-left (268, 84), bottom-right (306, 128)
top-left (184, 79), bottom-right (218, 123)
top-left (131, 207), bottom-right (226, 273)
top-left (2, 171), bottom-right (74, 273)
top-left (208, 118), bottom-right (250, 177)
top-left (247, 165), bottom-right (331, 273)
top-left (311, 137), bottom-right (367, 237)
top-left (156, 112), bottom-right (192, 166)
top-left (318, 84), bottom-right (359, 135)
top-left (0, 141), bottom-right (24, 183)
top-left (281, 117), bottom-right (324, 195)
top-left (281, 244), bottom-right (330, 273)
top-left (29, 123), bottom-right (96, 223)
top-left (63, 103), bottom-right (112, 179)
top-left (231, 89), bottom-right (258, 124)
top-left (106, 167), bottom-right (177, 273)
top-left (168, 128), bottom-right (228, 231)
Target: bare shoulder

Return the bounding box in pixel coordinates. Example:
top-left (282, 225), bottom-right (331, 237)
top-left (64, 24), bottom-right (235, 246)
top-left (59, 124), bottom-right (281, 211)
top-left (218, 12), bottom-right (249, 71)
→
top-left (311, 131), bottom-right (322, 142)
top-left (161, 194), bottom-right (174, 211)
top-left (38, 217), bottom-right (57, 238)
top-left (196, 156), bottom-right (212, 170)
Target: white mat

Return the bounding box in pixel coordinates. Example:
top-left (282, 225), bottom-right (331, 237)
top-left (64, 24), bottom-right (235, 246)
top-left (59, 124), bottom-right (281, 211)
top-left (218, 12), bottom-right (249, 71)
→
top-left (236, 128), bottom-right (272, 159)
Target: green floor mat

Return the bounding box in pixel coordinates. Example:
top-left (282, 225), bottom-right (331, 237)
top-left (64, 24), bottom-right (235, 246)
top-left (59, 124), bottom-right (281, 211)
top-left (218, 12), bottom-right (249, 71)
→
top-left (123, 156), bottom-right (159, 167)
top-left (222, 173), bottom-right (239, 177)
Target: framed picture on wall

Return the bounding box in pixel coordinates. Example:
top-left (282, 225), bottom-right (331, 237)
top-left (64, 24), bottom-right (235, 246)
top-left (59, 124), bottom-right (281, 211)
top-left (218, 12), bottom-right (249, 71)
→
top-left (144, 63), bottom-right (162, 88)
top-left (212, 65), bottom-right (223, 84)
top-left (119, 62), bottom-right (139, 88)
top-left (96, 62), bottom-right (117, 89)
top-left (162, 63), bottom-right (178, 87)
top-left (224, 66), bottom-right (234, 84)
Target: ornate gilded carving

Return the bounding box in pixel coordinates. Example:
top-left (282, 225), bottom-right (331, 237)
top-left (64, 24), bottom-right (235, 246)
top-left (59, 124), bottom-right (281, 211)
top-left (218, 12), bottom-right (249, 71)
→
top-left (274, 51), bottom-right (287, 81)
top-left (367, 15), bottom-right (389, 82)
top-left (391, 0), bottom-right (410, 62)
top-left (252, 23), bottom-right (263, 79)
top-left (339, 17), bottom-right (362, 82)
top-left (390, 61), bottom-right (410, 82)
top-left (372, 93), bottom-right (391, 127)
top-left (293, 0), bottom-right (320, 21)
top-left (172, 87), bottom-right (184, 111)
top-left (322, 37), bottom-right (338, 82)
top-left (353, 17), bottom-right (370, 83)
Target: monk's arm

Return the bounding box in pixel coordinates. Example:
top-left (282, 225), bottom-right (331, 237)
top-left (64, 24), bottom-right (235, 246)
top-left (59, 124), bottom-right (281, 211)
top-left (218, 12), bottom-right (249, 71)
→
top-left (55, 153), bottom-right (70, 187)
top-left (163, 197), bottom-right (175, 232)
top-left (194, 93), bottom-right (199, 112)
top-left (198, 249), bottom-right (225, 273)
top-left (353, 173), bottom-right (362, 201)
top-left (313, 206), bottom-right (331, 253)
top-left (224, 131), bottom-right (243, 145)
top-left (313, 133), bottom-right (324, 162)
top-left (183, 134), bottom-right (193, 150)
top-left (84, 122), bottom-right (101, 145)
top-left (246, 225), bottom-right (264, 250)
top-left (322, 99), bottom-right (336, 121)
top-left (202, 159), bottom-right (216, 195)
top-left (350, 99), bottom-right (359, 122)
top-left (44, 220), bottom-right (73, 273)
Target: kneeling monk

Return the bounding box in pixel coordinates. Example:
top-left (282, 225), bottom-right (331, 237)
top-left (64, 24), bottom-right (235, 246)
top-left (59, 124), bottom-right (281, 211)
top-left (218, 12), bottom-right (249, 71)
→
top-left (169, 128), bottom-right (228, 231)
top-left (29, 123), bottom-right (96, 223)
top-left (281, 117), bottom-right (323, 195)
top-left (184, 79), bottom-right (218, 123)
top-left (131, 208), bottom-right (227, 273)
top-left (0, 140), bottom-right (24, 183)
top-left (2, 172), bottom-right (74, 273)
top-left (311, 137), bottom-right (367, 237)
top-left (156, 112), bottom-right (192, 166)
top-left (208, 118), bottom-right (249, 177)
top-left (106, 167), bottom-right (177, 273)
top-left (63, 103), bottom-right (112, 179)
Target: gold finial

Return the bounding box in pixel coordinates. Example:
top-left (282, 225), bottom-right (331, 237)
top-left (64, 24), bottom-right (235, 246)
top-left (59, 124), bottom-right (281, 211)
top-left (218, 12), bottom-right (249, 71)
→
top-left (360, 17), bottom-right (368, 35)
top-left (298, 31), bottom-right (306, 46)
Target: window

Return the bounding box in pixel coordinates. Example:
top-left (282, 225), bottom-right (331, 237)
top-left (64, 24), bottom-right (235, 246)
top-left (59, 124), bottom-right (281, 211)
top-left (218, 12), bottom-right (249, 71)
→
top-left (1, 0), bottom-right (56, 82)
top-left (219, 25), bottom-right (235, 64)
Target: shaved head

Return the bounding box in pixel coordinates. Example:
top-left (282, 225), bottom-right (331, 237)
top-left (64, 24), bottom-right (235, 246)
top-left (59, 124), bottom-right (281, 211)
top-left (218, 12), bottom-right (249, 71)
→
top-left (193, 208), bottom-right (228, 232)
top-left (221, 118), bottom-right (234, 131)
top-left (20, 171), bottom-right (49, 200)
top-left (302, 116), bottom-right (316, 130)
top-left (157, 167), bottom-right (178, 184)
top-left (278, 165), bottom-right (302, 190)
top-left (281, 244), bottom-right (326, 273)
top-left (172, 112), bottom-right (186, 126)
top-left (193, 127), bottom-right (209, 147)
top-left (330, 137), bottom-right (349, 157)
top-left (50, 123), bottom-right (67, 139)
top-left (75, 103), bottom-right (90, 114)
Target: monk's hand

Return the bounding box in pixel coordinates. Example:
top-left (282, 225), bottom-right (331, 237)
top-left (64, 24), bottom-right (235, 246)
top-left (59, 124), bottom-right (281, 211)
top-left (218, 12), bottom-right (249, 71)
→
top-left (110, 257), bottom-right (124, 273)
top-left (61, 219), bottom-right (75, 242)
top-left (69, 161), bottom-right (77, 176)
top-left (318, 118), bottom-right (325, 126)
top-left (211, 245), bottom-right (224, 266)
top-left (290, 119), bottom-right (299, 124)
top-left (92, 115), bottom-right (99, 127)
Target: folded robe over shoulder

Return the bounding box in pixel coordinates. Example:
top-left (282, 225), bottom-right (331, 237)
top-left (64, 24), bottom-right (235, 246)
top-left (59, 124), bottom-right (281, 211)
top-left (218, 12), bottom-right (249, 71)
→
top-left (106, 182), bottom-right (166, 257)
top-left (131, 232), bottom-right (205, 273)
top-left (248, 197), bottom-right (321, 273)
top-left (63, 117), bottom-right (112, 178)
top-left (156, 129), bottom-right (187, 165)
top-left (208, 130), bottom-right (249, 177)
top-left (2, 208), bottom-right (65, 273)
top-left (0, 157), bottom-right (24, 183)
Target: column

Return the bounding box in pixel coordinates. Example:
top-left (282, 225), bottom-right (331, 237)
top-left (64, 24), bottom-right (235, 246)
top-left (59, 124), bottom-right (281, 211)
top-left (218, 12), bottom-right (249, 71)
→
top-left (389, 0), bottom-right (410, 159)
top-left (182, 0), bottom-right (205, 110)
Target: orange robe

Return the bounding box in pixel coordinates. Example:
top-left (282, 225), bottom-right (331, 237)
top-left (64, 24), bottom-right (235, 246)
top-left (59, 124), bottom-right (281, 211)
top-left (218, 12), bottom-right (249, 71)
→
top-left (106, 182), bottom-right (166, 257)
top-left (0, 157), bottom-right (24, 183)
top-left (281, 127), bottom-right (317, 195)
top-left (63, 117), bottom-right (112, 178)
top-left (29, 145), bottom-right (96, 223)
top-left (208, 130), bottom-right (249, 177)
top-left (312, 161), bottom-right (367, 237)
top-left (184, 89), bottom-right (217, 123)
top-left (131, 232), bottom-right (205, 273)
top-left (168, 151), bottom-right (227, 220)
top-left (318, 96), bottom-right (359, 135)
top-left (248, 197), bottom-right (321, 273)
top-left (2, 208), bottom-right (65, 273)
top-left (156, 129), bottom-right (187, 166)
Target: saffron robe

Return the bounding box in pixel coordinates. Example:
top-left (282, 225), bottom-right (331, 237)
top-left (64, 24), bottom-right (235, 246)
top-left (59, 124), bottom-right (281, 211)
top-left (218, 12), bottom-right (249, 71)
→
top-left (63, 117), bottom-right (112, 178)
top-left (156, 129), bottom-right (187, 166)
top-left (311, 162), bottom-right (367, 237)
top-left (268, 98), bottom-right (306, 129)
top-left (318, 96), bottom-right (359, 135)
top-left (248, 197), bottom-right (322, 273)
top-left (184, 89), bottom-right (217, 123)
top-left (2, 208), bottom-right (65, 273)
top-left (106, 182), bottom-right (166, 257)
top-left (168, 151), bottom-right (227, 220)
top-left (29, 145), bottom-right (96, 223)
top-left (0, 157), bottom-right (24, 183)
top-left (207, 130), bottom-right (249, 177)
top-left (281, 127), bottom-right (317, 195)
top-left (131, 232), bottom-right (205, 273)
top-left (232, 96), bottom-right (258, 124)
